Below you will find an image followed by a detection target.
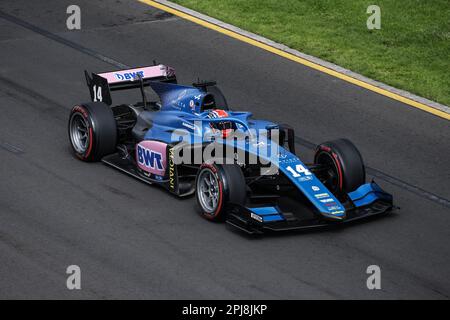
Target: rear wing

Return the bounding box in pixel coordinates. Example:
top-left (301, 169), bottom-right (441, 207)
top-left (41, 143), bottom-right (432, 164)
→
top-left (84, 64), bottom-right (176, 105)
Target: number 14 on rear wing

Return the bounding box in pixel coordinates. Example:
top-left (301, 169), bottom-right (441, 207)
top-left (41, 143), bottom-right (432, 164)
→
top-left (84, 64), bottom-right (176, 106)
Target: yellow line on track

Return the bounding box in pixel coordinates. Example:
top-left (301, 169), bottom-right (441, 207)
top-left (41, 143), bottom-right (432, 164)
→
top-left (139, 0), bottom-right (449, 120)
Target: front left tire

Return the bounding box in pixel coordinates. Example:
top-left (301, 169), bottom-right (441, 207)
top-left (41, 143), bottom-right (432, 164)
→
top-left (195, 163), bottom-right (246, 221)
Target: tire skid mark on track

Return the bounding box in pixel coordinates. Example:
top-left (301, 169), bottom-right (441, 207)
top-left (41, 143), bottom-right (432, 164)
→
top-left (365, 168), bottom-right (450, 209)
top-left (0, 75), bottom-right (67, 118)
top-left (0, 141), bottom-right (24, 154)
top-left (2, 145), bottom-right (109, 207)
top-left (2, 10), bottom-right (449, 211)
top-left (84, 15), bottom-right (179, 31)
top-left (0, 10), bottom-right (128, 70)
top-left (140, 0), bottom-right (450, 120)
top-left (101, 184), bottom-right (139, 201)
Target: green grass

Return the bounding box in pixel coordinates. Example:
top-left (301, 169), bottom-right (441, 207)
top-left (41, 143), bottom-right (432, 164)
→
top-left (172, 0), bottom-right (450, 106)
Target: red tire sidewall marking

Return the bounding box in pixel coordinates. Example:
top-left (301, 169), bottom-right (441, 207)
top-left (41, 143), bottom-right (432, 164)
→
top-left (319, 145), bottom-right (331, 153)
top-left (85, 127), bottom-right (93, 158)
top-left (331, 152), bottom-right (343, 191)
top-left (199, 163), bottom-right (224, 219)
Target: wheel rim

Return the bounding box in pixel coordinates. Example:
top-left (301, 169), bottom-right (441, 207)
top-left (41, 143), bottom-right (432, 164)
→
top-left (316, 152), bottom-right (340, 193)
top-left (197, 169), bottom-right (220, 214)
top-left (70, 113), bottom-right (90, 153)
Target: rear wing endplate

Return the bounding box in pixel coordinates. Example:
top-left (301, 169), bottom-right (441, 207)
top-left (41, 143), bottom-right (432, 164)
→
top-left (85, 64), bottom-right (176, 105)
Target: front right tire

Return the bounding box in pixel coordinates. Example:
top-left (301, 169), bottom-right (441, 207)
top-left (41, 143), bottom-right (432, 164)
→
top-left (314, 139), bottom-right (365, 194)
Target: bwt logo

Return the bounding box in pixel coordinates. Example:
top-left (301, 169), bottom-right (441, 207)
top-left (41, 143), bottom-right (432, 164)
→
top-left (115, 71), bottom-right (144, 81)
top-left (137, 145), bottom-right (164, 170)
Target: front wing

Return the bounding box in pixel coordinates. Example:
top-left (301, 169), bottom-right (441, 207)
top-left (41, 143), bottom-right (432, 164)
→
top-left (225, 182), bottom-right (394, 234)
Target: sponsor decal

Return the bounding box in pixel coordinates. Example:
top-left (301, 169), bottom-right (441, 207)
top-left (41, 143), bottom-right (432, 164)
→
top-left (170, 89), bottom-right (188, 109)
top-left (315, 193), bottom-right (330, 199)
top-left (250, 213), bottom-right (263, 223)
top-left (136, 141), bottom-right (167, 176)
top-left (189, 100), bottom-right (195, 108)
top-left (182, 122), bottom-right (195, 130)
top-left (298, 176), bottom-right (313, 182)
top-left (328, 205), bottom-right (341, 211)
top-left (330, 210), bottom-right (345, 215)
top-left (137, 145), bottom-right (164, 170)
top-left (114, 70), bottom-right (144, 81)
top-left (168, 147), bottom-right (175, 191)
top-left (312, 185), bottom-right (320, 191)
top-left (320, 198), bottom-right (334, 203)
top-left (279, 157), bottom-right (298, 164)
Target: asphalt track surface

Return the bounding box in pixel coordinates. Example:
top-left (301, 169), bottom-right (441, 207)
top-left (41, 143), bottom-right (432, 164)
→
top-left (0, 0), bottom-right (449, 299)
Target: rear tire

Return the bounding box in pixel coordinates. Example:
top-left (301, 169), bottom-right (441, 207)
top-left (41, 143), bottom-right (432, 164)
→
top-left (68, 102), bottom-right (117, 162)
top-left (195, 163), bottom-right (246, 221)
top-left (314, 139), bottom-right (365, 194)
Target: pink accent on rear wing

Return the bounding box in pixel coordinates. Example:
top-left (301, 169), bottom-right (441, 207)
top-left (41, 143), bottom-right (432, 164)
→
top-left (97, 64), bottom-right (175, 84)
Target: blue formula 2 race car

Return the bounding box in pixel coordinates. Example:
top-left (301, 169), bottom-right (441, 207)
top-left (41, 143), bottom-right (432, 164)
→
top-left (68, 63), bottom-right (394, 234)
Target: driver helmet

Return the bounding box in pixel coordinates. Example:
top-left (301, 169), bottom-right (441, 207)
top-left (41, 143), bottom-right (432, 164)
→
top-left (207, 109), bottom-right (234, 138)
